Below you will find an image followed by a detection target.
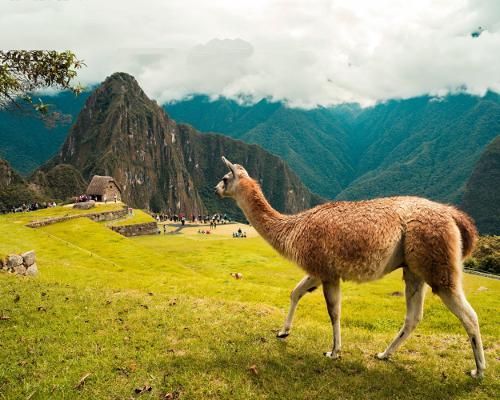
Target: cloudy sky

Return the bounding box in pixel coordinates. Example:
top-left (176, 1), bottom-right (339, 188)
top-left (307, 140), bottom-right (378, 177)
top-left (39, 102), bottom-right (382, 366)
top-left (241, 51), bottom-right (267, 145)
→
top-left (1, 0), bottom-right (500, 107)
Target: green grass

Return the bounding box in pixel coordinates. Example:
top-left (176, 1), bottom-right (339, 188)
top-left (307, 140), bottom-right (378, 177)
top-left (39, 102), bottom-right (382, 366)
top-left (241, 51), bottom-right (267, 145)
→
top-left (107, 209), bottom-right (155, 227)
top-left (2, 203), bottom-right (124, 225)
top-left (0, 209), bottom-right (499, 399)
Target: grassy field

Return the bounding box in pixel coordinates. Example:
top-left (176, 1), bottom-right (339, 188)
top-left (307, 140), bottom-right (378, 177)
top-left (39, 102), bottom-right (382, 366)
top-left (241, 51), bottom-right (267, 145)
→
top-left (0, 209), bottom-right (499, 399)
top-left (107, 209), bottom-right (155, 227)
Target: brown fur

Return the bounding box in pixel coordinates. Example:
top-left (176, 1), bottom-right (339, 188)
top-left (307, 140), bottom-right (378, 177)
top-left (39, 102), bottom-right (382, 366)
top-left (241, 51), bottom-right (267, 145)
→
top-left (233, 176), bottom-right (477, 292)
top-left (216, 158), bottom-right (485, 376)
top-left (449, 207), bottom-right (478, 258)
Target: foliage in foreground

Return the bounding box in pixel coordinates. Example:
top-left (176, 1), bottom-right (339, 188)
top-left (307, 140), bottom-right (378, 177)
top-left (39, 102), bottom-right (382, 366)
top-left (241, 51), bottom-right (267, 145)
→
top-left (0, 209), bottom-right (499, 399)
top-left (0, 50), bottom-right (84, 122)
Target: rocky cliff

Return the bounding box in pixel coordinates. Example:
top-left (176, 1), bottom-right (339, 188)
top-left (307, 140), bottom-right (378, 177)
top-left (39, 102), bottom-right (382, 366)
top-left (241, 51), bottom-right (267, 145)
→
top-left (42, 73), bottom-right (322, 217)
top-left (0, 158), bottom-right (24, 190)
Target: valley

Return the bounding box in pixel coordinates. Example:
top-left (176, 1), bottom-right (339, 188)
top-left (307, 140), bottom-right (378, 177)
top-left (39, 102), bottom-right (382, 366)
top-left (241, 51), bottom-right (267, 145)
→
top-left (1, 82), bottom-right (498, 232)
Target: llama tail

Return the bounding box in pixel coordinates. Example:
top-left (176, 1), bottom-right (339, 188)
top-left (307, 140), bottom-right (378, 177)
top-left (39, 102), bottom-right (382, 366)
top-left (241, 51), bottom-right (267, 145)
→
top-left (450, 207), bottom-right (478, 259)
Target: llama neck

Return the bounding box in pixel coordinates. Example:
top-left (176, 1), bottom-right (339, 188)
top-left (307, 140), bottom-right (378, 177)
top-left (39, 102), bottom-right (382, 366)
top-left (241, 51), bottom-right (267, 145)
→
top-left (235, 178), bottom-right (288, 248)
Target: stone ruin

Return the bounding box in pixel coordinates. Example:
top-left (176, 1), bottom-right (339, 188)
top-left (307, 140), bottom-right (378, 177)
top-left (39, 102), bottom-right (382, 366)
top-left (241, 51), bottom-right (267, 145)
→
top-left (1, 250), bottom-right (38, 276)
top-left (73, 200), bottom-right (96, 210)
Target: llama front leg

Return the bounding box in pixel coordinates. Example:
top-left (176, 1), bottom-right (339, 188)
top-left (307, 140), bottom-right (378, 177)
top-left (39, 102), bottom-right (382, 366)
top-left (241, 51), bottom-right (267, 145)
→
top-left (322, 278), bottom-right (341, 359)
top-left (377, 269), bottom-right (426, 359)
top-left (277, 275), bottom-right (321, 338)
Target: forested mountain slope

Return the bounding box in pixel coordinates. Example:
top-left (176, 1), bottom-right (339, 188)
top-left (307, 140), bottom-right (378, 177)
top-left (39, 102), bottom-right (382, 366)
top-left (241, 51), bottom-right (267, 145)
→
top-left (0, 92), bottom-right (90, 174)
top-left (167, 93), bottom-right (500, 204)
top-left (461, 135), bottom-right (500, 235)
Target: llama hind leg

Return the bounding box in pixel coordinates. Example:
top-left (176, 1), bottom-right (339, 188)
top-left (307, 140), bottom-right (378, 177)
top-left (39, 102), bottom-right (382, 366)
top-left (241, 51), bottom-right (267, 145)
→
top-left (377, 269), bottom-right (426, 359)
top-left (438, 288), bottom-right (486, 378)
top-left (277, 275), bottom-right (321, 338)
top-left (322, 278), bottom-right (342, 359)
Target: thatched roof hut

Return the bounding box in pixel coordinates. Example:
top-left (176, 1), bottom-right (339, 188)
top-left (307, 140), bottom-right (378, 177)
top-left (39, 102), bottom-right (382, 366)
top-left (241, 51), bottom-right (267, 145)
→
top-left (86, 175), bottom-right (122, 202)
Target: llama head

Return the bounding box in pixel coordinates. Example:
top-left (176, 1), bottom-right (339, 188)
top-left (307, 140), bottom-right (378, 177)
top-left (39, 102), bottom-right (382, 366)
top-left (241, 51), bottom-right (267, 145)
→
top-left (215, 156), bottom-right (249, 198)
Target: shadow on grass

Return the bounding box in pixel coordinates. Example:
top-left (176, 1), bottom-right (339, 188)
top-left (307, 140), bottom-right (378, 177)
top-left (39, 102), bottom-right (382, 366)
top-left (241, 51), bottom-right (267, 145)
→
top-left (163, 345), bottom-right (486, 400)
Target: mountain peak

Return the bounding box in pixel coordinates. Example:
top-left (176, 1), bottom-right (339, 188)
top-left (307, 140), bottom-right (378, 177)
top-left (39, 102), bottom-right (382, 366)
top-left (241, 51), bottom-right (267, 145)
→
top-left (96, 72), bottom-right (148, 103)
top-left (104, 72), bottom-right (140, 87)
top-left (43, 73), bottom-right (320, 216)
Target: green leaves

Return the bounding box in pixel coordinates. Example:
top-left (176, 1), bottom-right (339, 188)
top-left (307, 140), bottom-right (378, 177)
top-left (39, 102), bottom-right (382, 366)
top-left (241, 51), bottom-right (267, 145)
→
top-left (0, 50), bottom-right (85, 118)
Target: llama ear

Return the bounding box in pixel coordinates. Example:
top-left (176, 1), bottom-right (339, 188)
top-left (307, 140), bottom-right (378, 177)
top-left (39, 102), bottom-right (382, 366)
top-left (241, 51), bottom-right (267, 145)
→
top-left (222, 156), bottom-right (238, 177)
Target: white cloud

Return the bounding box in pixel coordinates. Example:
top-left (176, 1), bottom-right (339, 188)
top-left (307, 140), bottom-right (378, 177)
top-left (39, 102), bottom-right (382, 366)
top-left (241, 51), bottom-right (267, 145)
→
top-left (1, 0), bottom-right (499, 107)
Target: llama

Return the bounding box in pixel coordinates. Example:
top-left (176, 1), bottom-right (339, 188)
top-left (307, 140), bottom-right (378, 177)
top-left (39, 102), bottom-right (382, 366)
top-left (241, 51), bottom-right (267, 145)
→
top-left (215, 156), bottom-right (486, 378)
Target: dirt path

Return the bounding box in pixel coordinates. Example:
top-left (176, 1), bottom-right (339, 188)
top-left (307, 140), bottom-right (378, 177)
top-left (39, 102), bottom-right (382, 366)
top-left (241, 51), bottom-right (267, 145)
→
top-left (159, 222), bottom-right (258, 237)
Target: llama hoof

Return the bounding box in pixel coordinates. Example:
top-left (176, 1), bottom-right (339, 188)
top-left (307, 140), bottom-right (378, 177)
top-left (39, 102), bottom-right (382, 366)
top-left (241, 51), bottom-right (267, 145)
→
top-left (376, 352), bottom-right (389, 360)
top-left (276, 331), bottom-right (289, 339)
top-left (323, 351), bottom-right (341, 359)
top-left (469, 369), bottom-right (484, 379)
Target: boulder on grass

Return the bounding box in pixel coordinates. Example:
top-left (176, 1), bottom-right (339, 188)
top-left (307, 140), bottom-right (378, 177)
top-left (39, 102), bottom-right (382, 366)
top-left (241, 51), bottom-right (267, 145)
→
top-left (73, 200), bottom-right (96, 210)
top-left (22, 250), bottom-right (36, 266)
top-left (26, 264), bottom-right (38, 276)
top-left (13, 264), bottom-right (27, 275)
top-left (7, 254), bottom-right (23, 269)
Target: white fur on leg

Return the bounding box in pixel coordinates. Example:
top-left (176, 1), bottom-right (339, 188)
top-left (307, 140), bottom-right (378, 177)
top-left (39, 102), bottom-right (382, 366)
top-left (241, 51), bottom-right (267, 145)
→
top-left (276, 330), bottom-right (289, 339)
top-left (470, 369), bottom-right (484, 379)
top-left (324, 351), bottom-right (341, 359)
top-left (376, 352), bottom-right (389, 360)
top-left (322, 280), bottom-right (342, 361)
top-left (278, 275), bottom-right (321, 339)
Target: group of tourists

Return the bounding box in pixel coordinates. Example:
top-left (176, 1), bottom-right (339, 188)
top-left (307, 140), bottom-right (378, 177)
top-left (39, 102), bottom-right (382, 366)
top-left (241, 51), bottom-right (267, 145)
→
top-left (152, 212), bottom-right (231, 225)
top-left (75, 194), bottom-right (118, 203)
top-left (3, 201), bottom-right (57, 214)
top-left (233, 228), bottom-right (247, 238)
top-left (156, 214), bottom-right (187, 225)
top-left (76, 194), bottom-right (92, 203)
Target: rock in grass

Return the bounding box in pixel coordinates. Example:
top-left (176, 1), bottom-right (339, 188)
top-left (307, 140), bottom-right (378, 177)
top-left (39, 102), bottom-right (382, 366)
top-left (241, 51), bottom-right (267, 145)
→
top-left (73, 200), bottom-right (95, 210)
top-left (26, 264), bottom-right (38, 276)
top-left (22, 250), bottom-right (36, 266)
top-left (231, 272), bottom-right (244, 280)
top-left (13, 264), bottom-right (27, 275)
top-left (7, 254), bottom-right (23, 268)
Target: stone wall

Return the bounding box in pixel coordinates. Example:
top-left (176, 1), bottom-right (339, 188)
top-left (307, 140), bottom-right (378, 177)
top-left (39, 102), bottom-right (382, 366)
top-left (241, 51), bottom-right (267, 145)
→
top-left (111, 222), bottom-right (159, 237)
top-left (26, 207), bottom-right (128, 228)
top-left (87, 208), bottom-right (128, 222)
top-left (1, 250), bottom-right (38, 276)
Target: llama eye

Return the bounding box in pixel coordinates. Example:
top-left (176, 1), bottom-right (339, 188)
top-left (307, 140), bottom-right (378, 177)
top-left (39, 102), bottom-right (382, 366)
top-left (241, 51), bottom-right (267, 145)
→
top-left (223, 178), bottom-right (228, 184)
